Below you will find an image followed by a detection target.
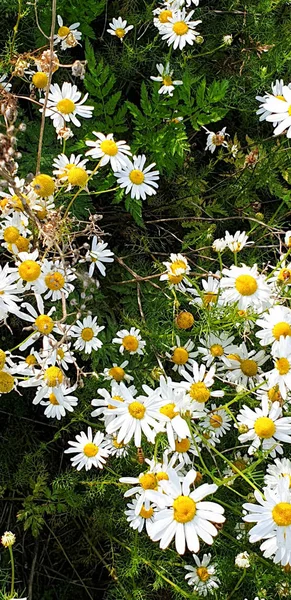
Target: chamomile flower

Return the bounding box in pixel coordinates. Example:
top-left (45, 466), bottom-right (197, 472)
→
top-left (112, 327), bottom-right (146, 355)
top-left (219, 264), bottom-right (272, 311)
top-left (222, 342), bottom-right (268, 388)
top-left (167, 437), bottom-right (199, 467)
top-left (197, 332), bottom-right (237, 367)
top-left (103, 434), bottom-right (129, 458)
top-left (150, 63), bottom-right (183, 96)
top-left (125, 497), bottom-right (156, 535)
top-left (243, 478), bottom-right (291, 565)
top-left (179, 362), bottom-right (224, 411)
top-left (264, 457), bottom-right (291, 490)
top-left (166, 336), bottom-right (196, 374)
top-left (15, 249), bottom-right (46, 294)
top-left (159, 9), bottom-right (202, 50)
top-left (212, 238), bottom-right (227, 252)
top-left (54, 15), bottom-right (82, 50)
top-left (114, 155), bottom-right (159, 200)
top-left (107, 17), bottom-right (133, 40)
top-left (1, 531), bottom-right (16, 547)
top-left (70, 316), bottom-right (104, 354)
top-left (262, 85), bottom-right (291, 138)
top-left (41, 337), bottom-right (75, 371)
top-left (157, 376), bottom-right (192, 450)
top-left (85, 236), bottom-right (114, 278)
top-left (160, 253), bottom-right (190, 287)
top-left (91, 382), bottom-right (137, 427)
top-left (40, 82), bottom-right (94, 130)
top-left (85, 133), bottom-right (132, 171)
top-left (256, 79), bottom-right (287, 123)
top-left (237, 398), bottom-right (291, 457)
top-left (187, 273), bottom-right (222, 308)
top-left (42, 259), bottom-right (76, 301)
top-left (150, 469), bottom-right (225, 554)
top-left (184, 553), bottom-right (220, 595)
top-left (285, 231), bottom-right (291, 247)
top-left (18, 297), bottom-right (56, 351)
top-left (266, 336), bottom-right (291, 399)
top-left (105, 382), bottom-right (163, 447)
top-left (256, 305), bottom-right (291, 346)
top-left (102, 361), bottom-right (134, 383)
top-left (0, 212), bottom-right (29, 254)
top-left (40, 384), bottom-right (78, 419)
top-left (65, 427), bottom-right (109, 471)
top-left (235, 552), bottom-right (251, 568)
top-left (0, 263), bottom-right (28, 320)
top-left (0, 74), bottom-right (12, 92)
top-left (201, 404), bottom-right (232, 439)
top-left (120, 467), bottom-right (167, 516)
top-left (204, 127), bottom-right (229, 153)
top-left (19, 365), bottom-right (68, 405)
top-left (225, 230), bottom-right (254, 253)
top-left (52, 153), bottom-right (89, 190)
top-left (268, 256), bottom-right (291, 289)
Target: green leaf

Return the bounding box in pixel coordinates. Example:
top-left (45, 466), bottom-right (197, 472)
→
top-left (196, 78), bottom-right (206, 108)
top-left (125, 196), bottom-right (144, 227)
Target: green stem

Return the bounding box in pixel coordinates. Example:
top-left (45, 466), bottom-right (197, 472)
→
top-left (10, 0), bottom-right (22, 59)
top-left (9, 546), bottom-right (15, 597)
top-left (227, 569), bottom-right (246, 600)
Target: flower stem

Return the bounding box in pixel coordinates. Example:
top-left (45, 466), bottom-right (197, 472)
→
top-left (9, 545), bottom-right (15, 597)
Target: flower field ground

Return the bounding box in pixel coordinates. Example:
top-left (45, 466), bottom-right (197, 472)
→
top-left (1, 0), bottom-right (291, 599)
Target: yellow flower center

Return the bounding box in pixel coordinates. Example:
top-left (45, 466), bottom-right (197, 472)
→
top-left (168, 273), bottom-right (184, 284)
top-left (100, 140), bottom-right (118, 156)
top-left (56, 98), bottom-right (76, 114)
top-left (288, 106), bottom-right (291, 117)
top-left (15, 236), bottom-right (30, 252)
top-left (57, 348), bottom-right (65, 359)
top-left (196, 567), bottom-right (210, 582)
top-left (139, 505), bottom-right (154, 519)
top-left (32, 174), bottom-right (55, 197)
top-left (25, 354), bottom-right (37, 366)
top-left (156, 471), bottom-right (169, 482)
top-left (81, 327), bottom-right (94, 342)
top-left (44, 366), bottom-right (63, 387)
top-left (173, 21), bottom-right (189, 35)
top-left (112, 437), bottom-right (125, 448)
top-left (189, 382), bottom-right (210, 403)
top-left (163, 75), bottom-right (173, 86)
top-left (172, 347), bottom-right (189, 365)
top-left (160, 403), bottom-right (178, 419)
top-left (175, 438), bottom-right (191, 453)
top-left (115, 28), bottom-right (125, 38)
top-left (210, 344), bottom-right (224, 357)
top-left (139, 473), bottom-right (157, 490)
top-left (34, 314), bottom-right (54, 334)
top-left (3, 226), bottom-right (20, 243)
top-left (173, 495), bottom-right (196, 523)
top-left (171, 259), bottom-right (187, 273)
top-left (49, 393), bottom-right (59, 405)
top-left (108, 366), bottom-right (125, 381)
top-left (235, 274), bottom-right (258, 296)
top-left (32, 72), bottom-right (48, 89)
top-left (83, 442), bottom-right (98, 457)
top-left (45, 271), bottom-right (65, 291)
top-left (0, 371), bottom-right (14, 393)
top-left (204, 292), bottom-right (217, 306)
top-left (18, 260), bottom-right (41, 282)
top-left (240, 359), bottom-right (258, 377)
top-left (159, 9), bottom-right (172, 23)
top-left (129, 169), bottom-right (145, 185)
top-left (58, 25), bottom-right (70, 37)
top-left (108, 395), bottom-right (124, 410)
top-left (272, 502), bottom-right (291, 527)
top-left (122, 335), bottom-right (139, 352)
top-left (276, 95), bottom-right (286, 101)
top-left (128, 401), bottom-right (146, 420)
top-left (276, 357), bottom-right (290, 375)
top-left (278, 268), bottom-right (291, 283)
top-left (209, 413), bottom-right (223, 428)
top-left (175, 311), bottom-right (194, 329)
top-left (254, 416), bottom-right (276, 439)
top-left (272, 322), bottom-right (291, 340)
top-left (267, 386), bottom-right (282, 403)
top-left (67, 166), bottom-right (88, 187)
top-left (0, 350), bottom-right (6, 370)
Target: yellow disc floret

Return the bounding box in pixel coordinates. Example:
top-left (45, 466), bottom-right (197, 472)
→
top-left (108, 366), bottom-right (125, 381)
top-left (44, 366), bottom-right (63, 387)
top-left (156, 471), bottom-right (169, 482)
top-left (3, 226), bottom-right (20, 243)
top-left (32, 174), bottom-right (55, 197)
top-left (45, 271), bottom-right (65, 291)
top-left (172, 347), bottom-right (189, 365)
top-left (25, 354), bottom-right (37, 366)
top-left (173, 21), bottom-right (189, 35)
top-left (0, 371), bottom-right (14, 393)
top-left (173, 495), bottom-right (196, 523)
top-left (175, 311), bottom-right (194, 329)
top-left (240, 359), bottom-right (258, 377)
top-left (100, 140), bottom-right (118, 156)
top-left (58, 25), bottom-right (70, 36)
top-left (56, 98), bottom-right (75, 114)
top-left (122, 335), bottom-right (139, 352)
top-left (159, 9), bottom-right (172, 23)
top-left (235, 274), bottom-right (258, 296)
top-left (163, 75), bottom-right (173, 86)
top-left (34, 314), bottom-right (54, 334)
top-left (32, 72), bottom-right (48, 89)
top-left (139, 505), bottom-right (154, 519)
top-left (175, 438), bottom-right (191, 453)
top-left (160, 403), bottom-right (178, 419)
top-left (276, 357), bottom-right (290, 375)
top-left (129, 169), bottom-right (145, 185)
top-left (15, 236), bottom-right (30, 252)
top-left (0, 350), bottom-right (6, 370)
top-left (210, 413), bottom-right (223, 428)
top-left (83, 442), bottom-right (98, 457)
top-left (189, 382), bottom-right (210, 403)
top-left (67, 166), bottom-right (89, 187)
top-left (254, 416), bottom-right (276, 439)
top-left (272, 502), bottom-right (291, 527)
top-left (210, 344), bottom-right (224, 357)
top-left (18, 260), bottom-right (41, 282)
top-left (272, 322), bottom-right (291, 340)
top-left (115, 28), bottom-right (125, 38)
top-left (128, 401), bottom-right (145, 420)
top-left (81, 327), bottom-right (94, 342)
top-left (49, 393), bottom-right (59, 405)
top-left (139, 473), bottom-right (157, 490)
top-left (268, 386), bottom-right (282, 403)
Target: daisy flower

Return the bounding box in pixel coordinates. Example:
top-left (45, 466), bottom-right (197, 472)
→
top-left (85, 132), bottom-right (132, 171)
top-left (204, 127), bottom-right (229, 153)
top-left (0, 263), bottom-right (28, 321)
top-left (91, 382), bottom-right (137, 427)
top-left (52, 153), bottom-right (89, 190)
top-left (0, 211), bottom-right (29, 252)
top-left (70, 315), bottom-right (104, 354)
top-left (15, 249), bottom-right (46, 295)
top-left (266, 336), bottom-right (291, 399)
top-left (200, 404), bottom-right (232, 439)
top-left (197, 332), bottom-right (237, 367)
top-left (42, 338), bottom-right (75, 371)
top-left (150, 469), bottom-right (225, 554)
top-left (112, 327), bottom-right (146, 355)
top-left (268, 256), bottom-right (291, 289)
top-left (107, 17), bottom-right (133, 40)
top-left (114, 155), bottom-right (159, 200)
top-left (85, 236), bottom-right (114, 278)
top-left (235, 552), bottom-right (250, 568)
top-left (284, 230), bottom-right (291, 248)
top-left (219, 264), bottom-right (272, 311)
top-left (40, 384), bottom-right (78, 420)
top-left (167, 437), bottom-right (199, 467)
top-left (179, 362), bottom-right (224, 411)
top-left (212, 238), bottom-right (227, 252)
top-left (54, 15), bottom-right (82, 50)
top-left (120, 467), bottom-right (167, 516)
top-left (256, 79), bottom-right (288, 122)
top-left (0, 74), bottom-right (12, 92)
top-left (222, 342), bottom-right (268, 389)
top-left (264, 457), bottom-right (291, 490)
top-left (225, 230), bottom-right (254, 253)
top-left (159, 9), bottom-right (202, 50)
top-left (187, 273), bottom-right (222, 308)
top-left (125, 497), bottom-right (156, 536)
top-left (103, 434), bottom-right (129, 458)
top-left (184, 553), bottom-right (220, 595)
top-left (150, 63), bottom-right (183, 96)
top-left (237, 398), bottom-right (291, 457)
top-left (18, 298), bottom-right (56, 351)
top-left (40, 82), bottom-right (93, 130)
top-left (243, 478), bottom-right (291, 565)
top-left (256, 305), bottom-right (291, 346)
top-left (42, 259), bottom-right (76, 301)
top-left (64, 427), bottom-right (109, 471)
top-left (105, 382), bottom-right (163, 447)
top-left (166, 336), bottom-right (196, 374)
top-left (19, 365), bottom-right (68, 405)
top-left (262, 85), bottom-right (291, 138)
top-left (157, 376), bottom-right (192, 450)
top-left (160, 253), bottom-right (190, 288)
top-left (102, 360), bottom-right (134, 383)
